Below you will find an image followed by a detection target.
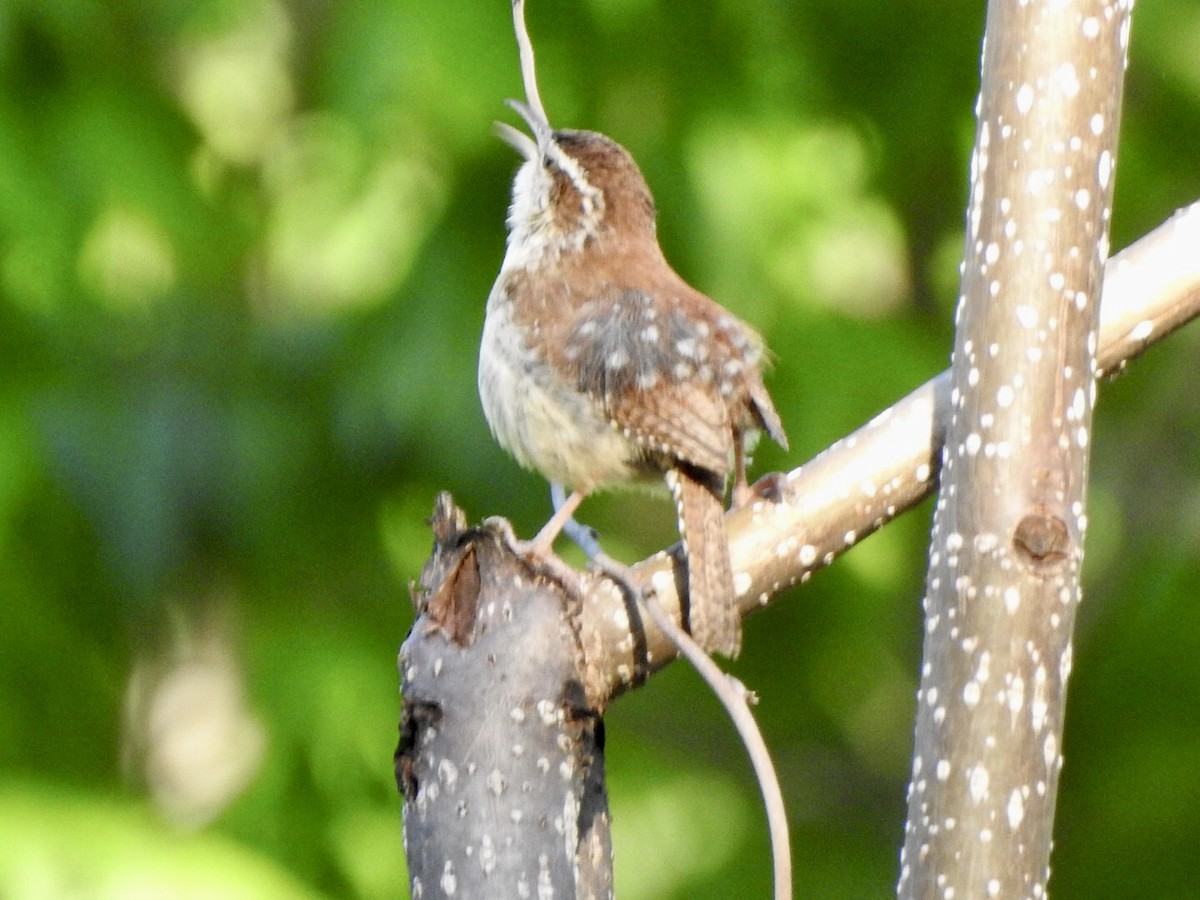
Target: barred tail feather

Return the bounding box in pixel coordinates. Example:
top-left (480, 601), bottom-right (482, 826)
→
top-left (668, 466), bottom-right (741, 657)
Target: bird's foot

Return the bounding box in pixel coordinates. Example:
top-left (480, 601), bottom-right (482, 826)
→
top-left (485, 515), bottom-right (584, 596)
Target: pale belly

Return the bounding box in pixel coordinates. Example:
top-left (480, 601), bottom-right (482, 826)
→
top-left (478, 298), bottom-right (641, 491)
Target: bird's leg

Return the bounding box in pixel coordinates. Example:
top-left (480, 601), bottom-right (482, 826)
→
top-left (731, 429), bottom-right (753, 509)
top-left (486, 485), bottom-right (589, 594)
top-left (550, 482), bottom-right (603, 558)
top-left (545, 483), bottom-right (641, 606)
top-left (522, 484), bottom-right (586, 557)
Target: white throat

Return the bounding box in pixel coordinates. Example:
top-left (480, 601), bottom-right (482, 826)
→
top-left (501, 150), bottom-right (604, 273)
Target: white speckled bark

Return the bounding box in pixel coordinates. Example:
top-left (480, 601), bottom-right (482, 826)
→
top-left (898, 1), bottom-right (1132, 897)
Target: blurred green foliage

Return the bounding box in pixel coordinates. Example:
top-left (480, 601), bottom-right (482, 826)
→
top-left (1, 0), bottom-right (1198, 897)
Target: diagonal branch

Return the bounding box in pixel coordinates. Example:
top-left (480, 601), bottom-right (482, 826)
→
top-left (579, 199), bottom-right (1200, 706)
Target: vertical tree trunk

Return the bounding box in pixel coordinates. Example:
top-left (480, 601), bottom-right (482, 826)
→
top-left (898, 1), bottom-right (1132, 897)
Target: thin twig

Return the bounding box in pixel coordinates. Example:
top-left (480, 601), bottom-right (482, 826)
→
top-left (511, 0), bottom-right (550, 127)
top-left (590, 550), bottom-right (792, 900)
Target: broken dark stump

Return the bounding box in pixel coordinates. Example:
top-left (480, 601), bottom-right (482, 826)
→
top-left (397, 493), bottom-right (613, 900)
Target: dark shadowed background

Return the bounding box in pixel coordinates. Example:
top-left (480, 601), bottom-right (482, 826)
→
top-left (1, 0), bottom-right (1198, 897)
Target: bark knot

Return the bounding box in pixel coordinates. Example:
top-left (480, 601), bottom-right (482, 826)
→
top-left (1012, 509), bottom-right (1070, 568)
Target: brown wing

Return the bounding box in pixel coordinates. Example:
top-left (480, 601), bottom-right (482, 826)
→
top-left (559, 286), bottom-right (747, 478)
top-left (611, 380), bottom-right (731, 477)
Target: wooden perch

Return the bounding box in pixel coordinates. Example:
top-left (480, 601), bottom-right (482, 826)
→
top-left (397, 495), bottom-right (612, 899)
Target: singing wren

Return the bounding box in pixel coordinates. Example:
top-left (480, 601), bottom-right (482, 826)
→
top-left (478, 0), bottom-right (787, 657)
